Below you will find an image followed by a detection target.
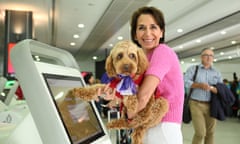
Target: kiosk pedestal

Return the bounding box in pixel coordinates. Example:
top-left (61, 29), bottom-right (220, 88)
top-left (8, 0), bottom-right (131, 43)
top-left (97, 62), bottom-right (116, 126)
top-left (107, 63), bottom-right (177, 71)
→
top-left (4, 113), bottom-right (42, 144)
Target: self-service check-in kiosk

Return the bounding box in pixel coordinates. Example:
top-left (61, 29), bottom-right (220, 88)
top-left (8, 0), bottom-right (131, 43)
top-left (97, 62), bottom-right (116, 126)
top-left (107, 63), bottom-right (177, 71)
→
top-left (7, 39), bottom-right (112, 144)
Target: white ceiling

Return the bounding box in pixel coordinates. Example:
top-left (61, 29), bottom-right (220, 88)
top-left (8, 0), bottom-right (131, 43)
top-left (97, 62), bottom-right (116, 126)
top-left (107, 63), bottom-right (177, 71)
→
top-left (0, 0), bottom-right (240, 65)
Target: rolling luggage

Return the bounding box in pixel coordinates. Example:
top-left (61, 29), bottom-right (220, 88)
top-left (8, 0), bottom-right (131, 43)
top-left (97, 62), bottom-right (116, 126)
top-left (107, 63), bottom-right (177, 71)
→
top-left (107, 107), bottom-right (132, 144)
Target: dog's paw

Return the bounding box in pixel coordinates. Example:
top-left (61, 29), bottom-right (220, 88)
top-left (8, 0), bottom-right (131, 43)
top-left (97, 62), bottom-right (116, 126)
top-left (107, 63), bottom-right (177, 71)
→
top-left (127, 118), bottom-right (142, 128)
top-left (154, 97), bottom-right (169, 114)
top-left (106, 119), bottom-right (130, 129)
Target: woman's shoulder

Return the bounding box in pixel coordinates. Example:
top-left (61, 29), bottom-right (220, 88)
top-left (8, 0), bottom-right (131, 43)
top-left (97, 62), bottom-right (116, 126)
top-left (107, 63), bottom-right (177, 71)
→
top-left (156, 43), bottom-right (174, 53)
top-left (157, 43), bottom-right (170, 49)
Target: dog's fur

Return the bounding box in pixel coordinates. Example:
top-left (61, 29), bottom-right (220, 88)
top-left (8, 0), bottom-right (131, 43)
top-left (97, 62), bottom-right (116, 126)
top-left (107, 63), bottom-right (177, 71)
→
top-left (67, 40), bottom-right (169, 144)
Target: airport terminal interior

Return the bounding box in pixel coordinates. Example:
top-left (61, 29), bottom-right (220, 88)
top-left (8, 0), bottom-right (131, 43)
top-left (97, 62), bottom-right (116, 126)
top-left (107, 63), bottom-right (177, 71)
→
top-left (1, 0), bottom-right (240, 144)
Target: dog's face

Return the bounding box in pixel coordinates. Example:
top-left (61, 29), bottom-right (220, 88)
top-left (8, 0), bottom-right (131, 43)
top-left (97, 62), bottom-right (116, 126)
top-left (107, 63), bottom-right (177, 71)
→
top-left (105, 40), bottom-right (148, 77)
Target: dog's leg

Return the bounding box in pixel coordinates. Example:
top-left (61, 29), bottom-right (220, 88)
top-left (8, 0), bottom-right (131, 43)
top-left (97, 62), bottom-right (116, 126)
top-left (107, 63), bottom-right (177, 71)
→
top-left (70, 84), bottom-right (105, 101)
top-left (130, 97), bottom-right (169, 144)
top-left (147, 97), bottom-right (169, 128)
top-left (131, 125), bottom-right (147, 144)
top-left (123, 96), bottom-right (138, 113)
top-left (128, 96), bottom-right (155, 128)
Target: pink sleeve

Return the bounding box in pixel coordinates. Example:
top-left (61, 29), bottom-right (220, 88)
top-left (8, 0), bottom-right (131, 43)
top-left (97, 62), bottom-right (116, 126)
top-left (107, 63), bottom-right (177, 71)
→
top-left (145, 44), bottom-right (174, 80)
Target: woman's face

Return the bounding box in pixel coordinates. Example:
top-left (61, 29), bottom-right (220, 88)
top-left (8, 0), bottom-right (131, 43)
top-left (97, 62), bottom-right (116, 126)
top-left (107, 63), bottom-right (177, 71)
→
top-left (88, 76), bottom-right (95, 84)
top-left (135, 14), bottom-right (163, 51)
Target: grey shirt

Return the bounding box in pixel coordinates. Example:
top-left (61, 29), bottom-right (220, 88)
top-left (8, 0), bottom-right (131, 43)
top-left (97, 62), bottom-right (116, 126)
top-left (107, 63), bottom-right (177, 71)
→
top-left (184, 64), bottom-right (222, 102)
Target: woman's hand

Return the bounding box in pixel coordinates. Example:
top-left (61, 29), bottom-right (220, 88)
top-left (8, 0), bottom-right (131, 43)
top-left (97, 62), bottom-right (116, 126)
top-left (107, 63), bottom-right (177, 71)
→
top-left (97, 83), bottom-right (116, 100)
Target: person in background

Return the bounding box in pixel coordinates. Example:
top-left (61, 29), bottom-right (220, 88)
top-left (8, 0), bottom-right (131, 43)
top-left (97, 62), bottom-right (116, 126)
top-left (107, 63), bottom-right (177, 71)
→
top-left (82, 72), bottom-right (95, 86)
top-left (127, 6), bottom-right (184, 144)
top-left (184, 48), bottom-right (222, 144)
top-left (223, 79), bottom-right (231, 89)
top-left (223, 78), bottom-right (235, 117)
top-left (230, 72), bottom-right (240, 117)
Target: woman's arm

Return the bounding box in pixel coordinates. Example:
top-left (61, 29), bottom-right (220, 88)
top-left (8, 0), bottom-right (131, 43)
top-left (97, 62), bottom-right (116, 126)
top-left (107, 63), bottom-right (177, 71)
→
top-left (127, 75), bottom-right (160, 119)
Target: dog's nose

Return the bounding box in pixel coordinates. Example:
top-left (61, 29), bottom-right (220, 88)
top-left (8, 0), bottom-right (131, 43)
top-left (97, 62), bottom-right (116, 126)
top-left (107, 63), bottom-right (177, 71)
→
top-left (123, 64), bottom-right (130, 71)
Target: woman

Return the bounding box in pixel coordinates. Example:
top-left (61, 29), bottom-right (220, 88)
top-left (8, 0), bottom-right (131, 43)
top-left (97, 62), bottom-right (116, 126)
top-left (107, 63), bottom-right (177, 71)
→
top-left (128, 6), bottom-right (184, 144)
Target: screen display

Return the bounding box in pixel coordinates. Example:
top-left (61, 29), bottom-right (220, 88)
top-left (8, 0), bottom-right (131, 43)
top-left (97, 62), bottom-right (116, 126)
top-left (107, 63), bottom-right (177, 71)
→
top-left (42, 73), bottom-right (105, 144)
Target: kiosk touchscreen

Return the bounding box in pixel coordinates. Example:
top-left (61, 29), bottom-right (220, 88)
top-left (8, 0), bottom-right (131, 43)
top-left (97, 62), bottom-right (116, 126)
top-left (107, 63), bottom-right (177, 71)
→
top-left (10, 39), bottom-right (112, 144)
top-left (43, 73), bottom-right (106, 144)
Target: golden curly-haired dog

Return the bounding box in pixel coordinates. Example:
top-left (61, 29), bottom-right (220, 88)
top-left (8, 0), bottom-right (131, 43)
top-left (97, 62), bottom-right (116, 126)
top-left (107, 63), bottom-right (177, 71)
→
top-left (67, 40), bottom-right (169, 144)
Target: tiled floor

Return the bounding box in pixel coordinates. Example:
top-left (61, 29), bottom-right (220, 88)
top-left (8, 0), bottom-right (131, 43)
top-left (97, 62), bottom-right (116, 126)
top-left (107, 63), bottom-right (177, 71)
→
top-left (103, 117), bottom-right (240, 144)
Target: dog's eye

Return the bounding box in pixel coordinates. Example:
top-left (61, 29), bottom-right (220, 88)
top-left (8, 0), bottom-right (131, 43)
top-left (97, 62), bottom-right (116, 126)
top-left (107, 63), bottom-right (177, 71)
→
top-left (129, 53), bottom-right (136, 59)
top-left (117, 53), bottom-right (123, 60)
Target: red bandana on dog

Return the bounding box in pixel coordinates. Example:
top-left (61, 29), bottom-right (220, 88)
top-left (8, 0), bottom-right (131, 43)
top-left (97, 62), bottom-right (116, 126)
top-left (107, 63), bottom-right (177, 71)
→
top-left (109, 74), bottom-right (144, 99)
top-left (116, 74), bottom-right (137, 95)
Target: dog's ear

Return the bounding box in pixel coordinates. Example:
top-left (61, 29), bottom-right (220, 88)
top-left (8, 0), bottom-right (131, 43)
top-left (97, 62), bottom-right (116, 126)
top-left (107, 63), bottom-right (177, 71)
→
top-left (105, 55), bottom-right (117, 77)
top-left (137, 48), bottom-right (149, 74)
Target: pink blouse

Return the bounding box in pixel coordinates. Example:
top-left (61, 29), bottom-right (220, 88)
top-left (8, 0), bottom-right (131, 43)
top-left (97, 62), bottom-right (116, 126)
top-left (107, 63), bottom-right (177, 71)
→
top-left (145, 44), bottom-right (184, 124)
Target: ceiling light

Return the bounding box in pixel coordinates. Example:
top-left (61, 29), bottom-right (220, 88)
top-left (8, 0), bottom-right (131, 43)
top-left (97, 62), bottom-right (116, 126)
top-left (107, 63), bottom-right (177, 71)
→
top-left (109, 44), bottom-right (113, 47)
top-left (210, 47), bottom-right (215, 50)
top-left (117, 36), bottom-right (123, 40)
top-left (177, 28), bottom-right (183, 33)
top-left (181, 61), bottom-right (184, 64)
top-left (191, 58), bottom-right (195, 62)
top-left (196, 39), bottom-right (201, 43)
top-left (70, 42), bottom-right (75, 46)
top-left (228, 56), bottom-right (232, 59)
top-left (73, 34), bottom-right (79, 38)
top-left (220, 52), bottom-right (224, 55)
top-left (231, 40), bottom-right (236, 44)
top-left (220, 31), bottom-right (226, 35)
top-left (78, 24), bottom-right (85, 28)
top-left (214, 59), bottom-right (217, 62)
top-left (92, 56), bottom-right (98, 60)
top-left (179, 45), bottom-right (183, 49)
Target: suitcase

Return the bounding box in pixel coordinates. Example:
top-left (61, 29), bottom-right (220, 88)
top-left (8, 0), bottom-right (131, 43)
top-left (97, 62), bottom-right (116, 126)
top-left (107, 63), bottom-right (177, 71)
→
top-left (107, 107), bottom-right (132, 144)
top-left (107, 107), bottom-right (121, 144)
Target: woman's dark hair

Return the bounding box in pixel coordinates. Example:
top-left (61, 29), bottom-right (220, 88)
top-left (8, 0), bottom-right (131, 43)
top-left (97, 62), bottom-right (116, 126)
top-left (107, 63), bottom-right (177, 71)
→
top-left (83, 72), bottom-right (93, 84)
top-left (130, 6), bottom-right (165, 47)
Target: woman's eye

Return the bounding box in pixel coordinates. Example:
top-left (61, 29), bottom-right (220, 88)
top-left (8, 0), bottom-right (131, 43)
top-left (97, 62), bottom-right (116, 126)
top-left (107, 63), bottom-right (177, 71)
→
top-left (151, 25), bottom-right (158, 29)
top-left (138, 26), bottom-right (145, 30)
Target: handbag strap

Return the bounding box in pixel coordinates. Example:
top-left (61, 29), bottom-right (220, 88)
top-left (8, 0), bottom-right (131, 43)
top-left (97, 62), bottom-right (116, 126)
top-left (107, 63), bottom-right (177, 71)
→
top-left (187, 65), bottom-right (199, 101)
